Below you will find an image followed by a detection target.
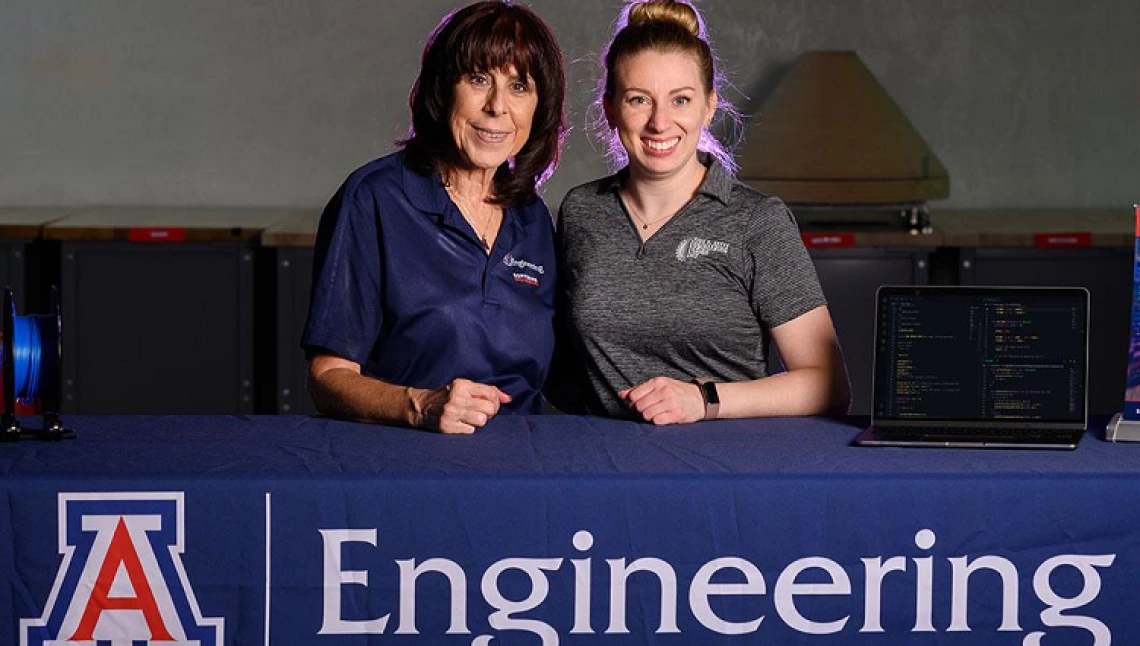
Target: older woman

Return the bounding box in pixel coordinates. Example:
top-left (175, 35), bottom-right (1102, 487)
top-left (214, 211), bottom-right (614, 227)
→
top-left (303, 1), bottom-right (565, 433)
top-left (554, 0), bottom-right (849, 424)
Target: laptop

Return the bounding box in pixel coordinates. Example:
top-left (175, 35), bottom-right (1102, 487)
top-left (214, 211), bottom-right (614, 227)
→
top-left (854, 285), bottom-right (1089, 449)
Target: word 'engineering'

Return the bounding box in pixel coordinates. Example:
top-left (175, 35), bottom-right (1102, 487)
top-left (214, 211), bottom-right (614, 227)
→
top-left (320, 528), bottom-right (1114, 645)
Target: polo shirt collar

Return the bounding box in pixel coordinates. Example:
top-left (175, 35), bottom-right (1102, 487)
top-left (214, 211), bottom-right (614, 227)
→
top-left (698, 153), bottom-right (734, 205)
top-left (400, 153), bottom-right (450, 218)
top-left (599, 152), bottom-right (734, 206)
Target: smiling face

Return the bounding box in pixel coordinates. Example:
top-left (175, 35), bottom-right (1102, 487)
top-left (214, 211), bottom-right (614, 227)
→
top-left (605, 49), bottom-right (717, 183)
top-left (448, 65), bottom-right (538, 175)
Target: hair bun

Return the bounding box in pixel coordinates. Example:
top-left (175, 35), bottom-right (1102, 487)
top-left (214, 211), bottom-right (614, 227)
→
top-left (626, 0), bottom-right (701, 38)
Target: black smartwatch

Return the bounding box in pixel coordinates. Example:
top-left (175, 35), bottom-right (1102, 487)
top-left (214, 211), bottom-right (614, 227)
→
top-left (692, 378), bottom-right (720, 420)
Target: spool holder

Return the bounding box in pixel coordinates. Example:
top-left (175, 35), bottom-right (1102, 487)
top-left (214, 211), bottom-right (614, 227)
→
top-left (1, 286), bottom-right (72, 441)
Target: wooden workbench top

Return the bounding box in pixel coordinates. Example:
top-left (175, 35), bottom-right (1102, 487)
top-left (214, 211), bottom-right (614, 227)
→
top-left (934, 208), bottom-right (1134, 247)
top-left (794, 207), bottom-right (1134, 249)
top-left (260, 210), bottom-right (321, 248)
top-left (10, 206), bottom-right (1134, 248)
top-left (0, 208), bottom-right (74, 238)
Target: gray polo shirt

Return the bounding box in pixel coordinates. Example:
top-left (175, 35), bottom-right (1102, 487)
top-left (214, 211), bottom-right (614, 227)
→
top-left (556, 157), bottom-right (826, 418)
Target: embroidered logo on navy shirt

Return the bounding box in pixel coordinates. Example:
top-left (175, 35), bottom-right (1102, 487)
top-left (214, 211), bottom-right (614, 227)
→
top-left (513, 272), bottom-right (540, 286)
top-left (503, 254), bottom-right (546, 274)
top-left (675, 237), bottom-right (730, 261)
top-left (504, 254), bottom-right (544, 287)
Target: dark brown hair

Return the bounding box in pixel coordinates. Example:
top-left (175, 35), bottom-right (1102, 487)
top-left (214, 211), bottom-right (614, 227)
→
top-left (401, 1), bottom-right (566, 206)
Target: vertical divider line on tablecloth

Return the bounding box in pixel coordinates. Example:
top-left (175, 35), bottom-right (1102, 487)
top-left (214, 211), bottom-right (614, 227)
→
top-left (265, 491), bottom-right (272, 646)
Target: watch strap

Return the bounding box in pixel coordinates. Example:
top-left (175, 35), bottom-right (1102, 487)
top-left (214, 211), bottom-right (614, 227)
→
top-left (692, 377), bottom-right (720, 420)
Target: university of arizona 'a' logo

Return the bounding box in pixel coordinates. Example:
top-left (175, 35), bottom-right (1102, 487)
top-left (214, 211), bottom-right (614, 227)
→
top-left (20, 492), bottom-right (223, 646)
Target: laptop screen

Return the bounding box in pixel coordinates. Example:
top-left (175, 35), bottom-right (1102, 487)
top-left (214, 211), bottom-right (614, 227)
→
top-left (872, 286), bottom-right (1089, 424)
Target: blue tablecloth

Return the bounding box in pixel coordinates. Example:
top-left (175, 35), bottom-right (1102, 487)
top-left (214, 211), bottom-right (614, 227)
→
top-left (3, 414), bottom-right (1139, 645)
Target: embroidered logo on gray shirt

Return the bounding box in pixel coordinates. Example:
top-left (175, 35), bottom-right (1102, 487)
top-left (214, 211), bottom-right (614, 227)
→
top-left (675, 237), bottom-right (730, 262)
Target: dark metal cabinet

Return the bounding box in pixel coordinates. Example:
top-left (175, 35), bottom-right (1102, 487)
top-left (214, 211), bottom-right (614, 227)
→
top-left (59, 241), bottom-right (255, 414)
top-left (0, 242), bottom-right (27, 311)
top-left (273, 247), bottom-right (316, 415)
top-left (0, 209), bottom-right (73, 312)
top-left (45, 208), bottom-right (287, 414)
top-left (260, 211), bottom-right (320, 415)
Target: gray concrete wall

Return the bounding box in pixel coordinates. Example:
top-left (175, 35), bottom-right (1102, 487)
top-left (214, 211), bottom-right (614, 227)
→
top-left (2, 1), bottom-right (1136, 211)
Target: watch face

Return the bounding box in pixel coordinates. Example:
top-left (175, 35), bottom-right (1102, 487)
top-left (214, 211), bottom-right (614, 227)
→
top-left (701, 381), bottom-right (720, 405)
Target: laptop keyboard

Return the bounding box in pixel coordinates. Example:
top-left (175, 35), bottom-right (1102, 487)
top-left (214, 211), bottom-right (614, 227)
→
top-left (876, 427), bottom-right (1079, 444)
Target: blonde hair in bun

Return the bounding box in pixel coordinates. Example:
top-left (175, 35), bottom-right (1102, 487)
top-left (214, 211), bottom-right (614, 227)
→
top-left (590, 0), bottom-right (742, 174)
top-left (626, 0), bottom-right (700, 38)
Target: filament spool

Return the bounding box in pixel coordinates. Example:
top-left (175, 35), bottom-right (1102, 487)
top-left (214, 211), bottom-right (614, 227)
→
top-left (1, 286), bottom-right (70, 440)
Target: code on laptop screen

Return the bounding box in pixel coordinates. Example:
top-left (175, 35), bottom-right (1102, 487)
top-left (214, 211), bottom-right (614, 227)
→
top-left (874, 288), bottom-right (1088, 422)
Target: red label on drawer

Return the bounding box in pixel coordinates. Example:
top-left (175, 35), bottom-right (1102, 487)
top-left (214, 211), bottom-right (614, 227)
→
top-left (128, 227), bottom-right (187, 242)
top-left (801, 232), bottom-right (855, 248)
top-left (1033, 232), bottom-right (1091, 248)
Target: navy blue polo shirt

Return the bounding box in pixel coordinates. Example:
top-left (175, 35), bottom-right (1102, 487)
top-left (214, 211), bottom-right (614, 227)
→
top-left (302, 152), bottom-right (557, 414)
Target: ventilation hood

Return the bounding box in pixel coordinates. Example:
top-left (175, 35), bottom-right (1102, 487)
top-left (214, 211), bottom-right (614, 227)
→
top-left (738, 51), bottom-right (949, 209)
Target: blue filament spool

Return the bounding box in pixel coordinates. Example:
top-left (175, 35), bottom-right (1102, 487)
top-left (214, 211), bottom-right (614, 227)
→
top-left (2, 286), bottom-right (65, 433)
top-left (11, 313), bottom-right (56, 404)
